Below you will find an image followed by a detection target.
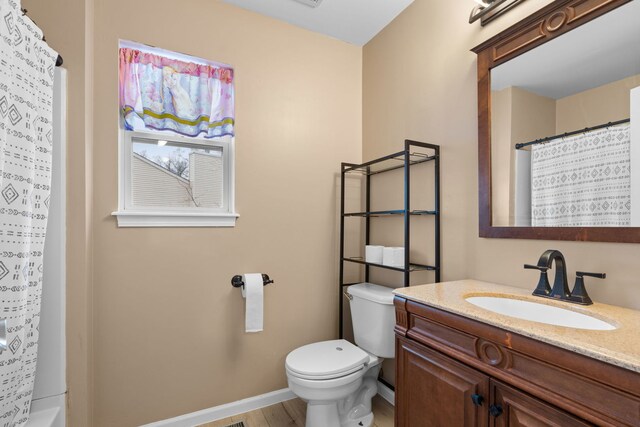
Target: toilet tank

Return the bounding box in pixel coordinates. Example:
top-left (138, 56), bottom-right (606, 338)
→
top-left (347, 283), bottom-right (396, 358)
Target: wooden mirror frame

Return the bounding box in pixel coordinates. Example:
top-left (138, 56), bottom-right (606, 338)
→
top-left (472, 0), bottom-right (637, 243)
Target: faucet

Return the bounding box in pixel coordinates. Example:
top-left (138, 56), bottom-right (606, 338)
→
top-left (525, 249), bottom-right (569, 299)
top-left (524, 250), bottom-right (605, 305)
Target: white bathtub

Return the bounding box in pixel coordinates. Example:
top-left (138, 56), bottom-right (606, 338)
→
top-left (27, 68), bottom-right (67, 427)
top-left (26, 394), bottom-right (65, 427)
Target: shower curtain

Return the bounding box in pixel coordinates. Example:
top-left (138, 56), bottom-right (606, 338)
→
top-left (531, 123), bottom-right (631, 227)
top-left (0, 1), bottom-right (58, 425)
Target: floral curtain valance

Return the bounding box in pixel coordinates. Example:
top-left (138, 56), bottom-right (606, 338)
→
top-left (119, 48), bottom-right (234, 138)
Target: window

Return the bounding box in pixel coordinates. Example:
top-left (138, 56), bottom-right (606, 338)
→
top-left (113, 130), bottom-right (237, 227)
top-left (113, 40), bottom-right (237, 227)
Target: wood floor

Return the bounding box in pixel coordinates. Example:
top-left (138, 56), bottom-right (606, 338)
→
top-left (198, 395), bottom-right (394, 427)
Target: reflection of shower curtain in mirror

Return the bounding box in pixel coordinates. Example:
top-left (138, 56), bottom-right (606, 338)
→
top-left (531, 124), bottom-right (631, 227)
top-left (0, 1), bottom-right (57, 425)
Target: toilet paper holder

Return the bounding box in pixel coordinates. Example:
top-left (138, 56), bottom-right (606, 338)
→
top-left (231, 274), bottom-right (274, 288)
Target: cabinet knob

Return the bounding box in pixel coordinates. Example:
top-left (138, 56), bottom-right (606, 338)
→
top-left (471, 394), bottom-right (484, 406)
top-left (489, 404), bottom-right (503, 417)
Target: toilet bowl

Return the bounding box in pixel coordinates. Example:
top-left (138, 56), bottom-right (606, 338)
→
top-left (285, 283), bottom-right (395, 427)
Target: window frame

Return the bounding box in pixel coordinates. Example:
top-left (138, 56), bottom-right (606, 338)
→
top-left (112, 129), bottom-right (238, 227)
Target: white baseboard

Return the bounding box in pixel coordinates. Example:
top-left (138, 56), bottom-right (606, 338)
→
top-left (142, 382), bottom-right (395, 427)
top-left (377, 380), bottom-right (395, 406)
top-left (140, 388), bottom-right (296, 427)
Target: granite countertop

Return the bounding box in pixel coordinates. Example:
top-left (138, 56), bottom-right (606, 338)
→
top-left (393, 279), bottom-right (640, 373)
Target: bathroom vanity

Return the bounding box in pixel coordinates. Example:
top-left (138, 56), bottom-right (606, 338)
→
top-left (393, 280), bottom-right (640, 426)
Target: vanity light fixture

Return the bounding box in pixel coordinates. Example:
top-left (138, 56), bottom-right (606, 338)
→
top-left (469, 0), bottom-right (527, 25)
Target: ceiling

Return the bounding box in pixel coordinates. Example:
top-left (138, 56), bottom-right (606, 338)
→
top-left (491, 0), bottom-right (640, 99)
top-left (221, 0), bottom-right (414, 46)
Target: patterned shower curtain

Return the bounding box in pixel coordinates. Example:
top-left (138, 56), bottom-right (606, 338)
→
top-left (531, 123), bottom-right (631, 227)
top-left (0, 1), bottom-right (58, 425)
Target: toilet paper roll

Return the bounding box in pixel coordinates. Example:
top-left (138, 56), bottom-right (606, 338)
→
top-left (241, 273), bottom-right (264, 333)
top-left (382, 247), bottom-right (405, 268)
top-left (365, 245), bottom-right (384, 264)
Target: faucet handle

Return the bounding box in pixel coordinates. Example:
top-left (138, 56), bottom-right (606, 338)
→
top-left (576, 271), bottom-right (606, 279)
top-left (570, 271), bottom-right (606, 305)
top-left (524, 264), bottom-right (549, 272)
top-left (524, 264), bottom-right (551, 296)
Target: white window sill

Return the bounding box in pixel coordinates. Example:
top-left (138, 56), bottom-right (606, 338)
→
top-left (112, 211), bottom-right (239, 228)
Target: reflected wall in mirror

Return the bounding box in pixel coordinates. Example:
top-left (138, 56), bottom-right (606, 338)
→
top-left (491, 0), bottom-right (639, 227)
top-left (473, 0), bottom-right (640, 242)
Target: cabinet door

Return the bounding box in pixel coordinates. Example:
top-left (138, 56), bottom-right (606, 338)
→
top-left (490, 381), bottom-right (592, 427)
top-left (396, 338), bottom-right (490, 427)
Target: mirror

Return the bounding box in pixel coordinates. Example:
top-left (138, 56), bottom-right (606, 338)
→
top-left (473, 0), bottom-right (640, 242)
top-left (491, 0), bottom-right (639, 227)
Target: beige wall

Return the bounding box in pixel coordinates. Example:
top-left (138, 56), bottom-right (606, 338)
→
top-left (557, 73), bottom-right (640, 132)
top-left (509, 88), bottom-right (556, 224)
top-left (491, 86), bottom-right (556, 225)
top-left (90, 2), bottom-right (362, 426)
top-left (511, 87), bottom-right (557, 146)
top-left (363, 0), bottom-right (640, 323)
top-left (22, 0), bottom-right (94, 426)
top-left (490, 87), bottom-right (512, 226)
top-left (29, 0), bottom-right (362, 425)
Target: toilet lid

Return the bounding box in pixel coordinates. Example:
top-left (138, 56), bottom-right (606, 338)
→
top-left (286, 339), bottom-right (369, 380)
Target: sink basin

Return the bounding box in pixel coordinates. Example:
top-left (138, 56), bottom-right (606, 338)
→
top-left (465, 296), bottom-right (617, 331)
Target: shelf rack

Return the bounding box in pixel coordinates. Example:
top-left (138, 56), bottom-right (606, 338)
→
top-left (339, 140), bottom-right (441, 339)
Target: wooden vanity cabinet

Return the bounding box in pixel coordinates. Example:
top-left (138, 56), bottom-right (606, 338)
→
top-left (397, 339), bottom-right (489, 427)
top-left (394, 297), bottom-right (640, 427)
top-left (490, 381), bottom-right (590, 427)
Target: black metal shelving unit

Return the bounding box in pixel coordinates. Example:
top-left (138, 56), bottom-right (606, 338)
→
top-left (339, 140), bottom-right (441, 339)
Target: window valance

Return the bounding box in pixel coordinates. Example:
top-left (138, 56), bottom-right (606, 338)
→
top-left (119, 48), bottom-right (234, 138)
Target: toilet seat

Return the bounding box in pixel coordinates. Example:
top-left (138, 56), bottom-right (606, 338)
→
top-left (286, 339), bottom-right (369, 380)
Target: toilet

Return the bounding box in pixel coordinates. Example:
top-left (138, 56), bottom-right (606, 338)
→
top-left (285, 283), bottom-right (395, 427)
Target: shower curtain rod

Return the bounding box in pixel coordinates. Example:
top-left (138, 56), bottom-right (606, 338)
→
top-left (515, 118), bottom-right (630, 150)
top-left (20, 9), bottom-right (64, 67)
